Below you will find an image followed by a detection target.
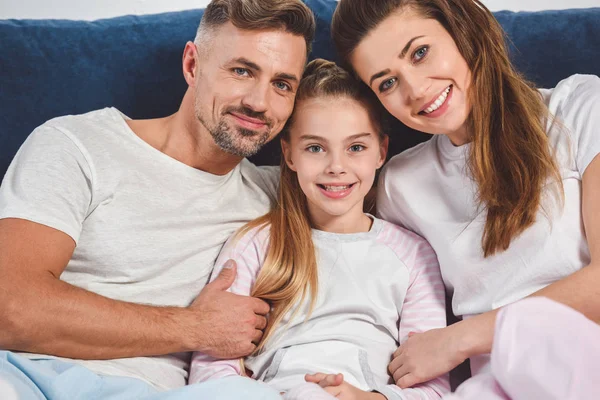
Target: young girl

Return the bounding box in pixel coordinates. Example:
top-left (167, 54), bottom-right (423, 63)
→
top-left (188, 59), bottom-right (450, 399)
top-left (332, 0), bottom-right (600, 397)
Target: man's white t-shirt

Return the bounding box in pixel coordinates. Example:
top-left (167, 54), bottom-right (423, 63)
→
top-left (377, 74), bottom-right (600, 374)
top-left (0, 107), bottom-right (279, 390)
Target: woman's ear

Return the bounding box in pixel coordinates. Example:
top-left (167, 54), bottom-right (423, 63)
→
top-left (377, 135), bottom-right (389, 169)
top-left (281, 139), bottom-right (297, 171)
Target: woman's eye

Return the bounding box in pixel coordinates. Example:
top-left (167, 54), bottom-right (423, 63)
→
top-left (233, 68), bottom-right (249, 76)
top-left (307, 145), bottom-right (323, 153)
top-left (413, 46), bottom-right (429, 62)
top-left (349, 144), bottom-right (365, 152)
top-left (379, 78), bottom-right (397, 93)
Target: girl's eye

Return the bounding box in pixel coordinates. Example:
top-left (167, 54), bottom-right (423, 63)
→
top-left (306, 145), bottom-right (323, 153)
top-left (379, 77), bottom-right (397, 93)
top-left (413, 46), bottom-right (429, 62)
top-left (274, 81), bottom-right (292, 91)
top-left (233, 68), bottom-right (249, 76)
top-left (349, 144), bottom-right (365, 152)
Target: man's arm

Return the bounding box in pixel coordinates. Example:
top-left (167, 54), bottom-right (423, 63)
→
top-left (0, 218), bottom-right (269, 360)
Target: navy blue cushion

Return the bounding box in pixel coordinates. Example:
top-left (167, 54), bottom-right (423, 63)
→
top-left (1, 2), bottom-right (599, 180)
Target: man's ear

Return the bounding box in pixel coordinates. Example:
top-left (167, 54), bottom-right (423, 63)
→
top-left (182, 41), bottom-right (199, 87)
top-left (281, 139), bottom-right (297, 171)
top-left (377, 134), bottom-right (389, 169)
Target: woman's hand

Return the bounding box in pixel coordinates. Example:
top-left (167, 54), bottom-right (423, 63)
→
top-left (389, 325), bottom-right (469, 388)
top-left (305, 373), bottom-right (385, 400)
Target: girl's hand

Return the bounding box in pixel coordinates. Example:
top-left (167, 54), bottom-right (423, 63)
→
top-left (305, 373), bottom-right (385, 400)
top-left (389, 326), bottom-right (467, 388)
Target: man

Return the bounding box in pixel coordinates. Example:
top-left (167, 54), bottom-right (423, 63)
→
top-left (0, 0), bottom-right (314, 398)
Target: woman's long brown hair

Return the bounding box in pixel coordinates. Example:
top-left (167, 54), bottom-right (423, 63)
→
top-left (332, 0), bottom-right (563, 257)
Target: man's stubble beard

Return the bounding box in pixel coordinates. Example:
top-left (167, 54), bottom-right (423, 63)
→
top-left (195, 100), bottom-right (273, 158)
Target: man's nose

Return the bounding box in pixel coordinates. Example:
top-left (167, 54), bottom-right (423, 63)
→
top-left (241, 80), bottom-right (269, 113)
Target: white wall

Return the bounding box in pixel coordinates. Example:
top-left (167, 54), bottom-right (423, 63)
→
top-left (0, 0), bottom-right (598, 20)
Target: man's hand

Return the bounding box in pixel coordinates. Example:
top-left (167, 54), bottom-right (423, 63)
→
top-left (305, 373), bottom-right (386, 400)
top-left (187, 260), bottom-right (270, 358)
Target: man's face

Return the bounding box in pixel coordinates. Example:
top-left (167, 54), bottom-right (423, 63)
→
top-left (193, 23), bottom-right (307, 157)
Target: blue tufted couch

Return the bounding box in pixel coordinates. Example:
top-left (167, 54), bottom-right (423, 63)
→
top-left (1, 1), bottom-right (599, 182)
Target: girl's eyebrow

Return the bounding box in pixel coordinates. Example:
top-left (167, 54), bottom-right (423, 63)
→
top-left (298, 132), bottom-right (374, 142)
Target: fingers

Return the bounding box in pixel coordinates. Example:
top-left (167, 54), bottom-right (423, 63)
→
top-left (305, 373), bottom-right (327, 383)
top-left (255, 314), bottom-right (267, 330)
top-left (393, 345), bottom-right (402, 358)
top-left (252, 329), bottom-right (263, 345)
top-left (318, 373), bottom-right (343, 388)
top-left (397, 373), bottom-right (419, 389)
top-left (388, 353), bottom-right (402, 376)
top-left (304, 373), bottom-right (344, 388)
top-left (252, 297), bottom-right (271, 315)
top-left (392, 363), bottom-right (410, 387)
top-left (209, 260), bottom-right (237, 290)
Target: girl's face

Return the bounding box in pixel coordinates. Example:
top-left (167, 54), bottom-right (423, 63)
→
top-left (350, 9), bottom-right (472, 145)
top-left (283, 97), bottom-right (387, 232)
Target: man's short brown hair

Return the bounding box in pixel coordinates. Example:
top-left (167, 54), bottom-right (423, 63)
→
top-left (195, 0), bottom-right (316, 55)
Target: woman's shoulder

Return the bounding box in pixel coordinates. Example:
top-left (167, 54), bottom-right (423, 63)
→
top-left (541, 74), bottom-right (600, 113)
top-left (383, 137), bottom-right (438, 177)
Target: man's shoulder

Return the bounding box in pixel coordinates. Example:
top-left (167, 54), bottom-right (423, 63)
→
top-left (43, 107), bottom-right (124, 132)
top-left (238, 160), bottom-right (280, 200)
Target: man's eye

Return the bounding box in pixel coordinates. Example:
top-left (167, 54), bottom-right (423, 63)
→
top-left (233, 68), bottom-right (249, 76)
top-left (275, 81), bottom-right (291, 91)
top-left (379, 78), bottom-right (396, 93)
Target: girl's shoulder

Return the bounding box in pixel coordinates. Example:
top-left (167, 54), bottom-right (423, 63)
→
top-left (226, 221), bottom-right (273, 255)
top-left (373, 217), bottom-right (436, 261)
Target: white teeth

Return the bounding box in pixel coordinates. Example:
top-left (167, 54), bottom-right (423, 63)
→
top-left (323, 185), bottom-right (350, 192)
top-left (424, 86), bottom-right (451, 114)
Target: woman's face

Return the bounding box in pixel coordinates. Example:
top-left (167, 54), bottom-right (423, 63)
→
top-left (350, 9), bottom-right (472, 145)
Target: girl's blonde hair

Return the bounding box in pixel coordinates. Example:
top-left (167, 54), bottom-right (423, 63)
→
top-left (239, 59), bottom-right (386, 353)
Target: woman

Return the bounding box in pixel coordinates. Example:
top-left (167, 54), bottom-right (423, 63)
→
top-left (331, 0), bottom-right (600, 395)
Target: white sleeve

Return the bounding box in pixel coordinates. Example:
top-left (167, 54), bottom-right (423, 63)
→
top-left (554, 75), bottom-right (600, 176)
top-left (376, 161), bottom-right (411, 230)
top-left (0, 125), bottom-right (93, 243)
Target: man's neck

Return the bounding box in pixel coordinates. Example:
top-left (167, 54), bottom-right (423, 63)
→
top-left (126, 110), bottom-right (243, 176)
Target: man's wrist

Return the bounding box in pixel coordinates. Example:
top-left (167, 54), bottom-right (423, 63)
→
top-left (174, 306), bottom-right (207, 353)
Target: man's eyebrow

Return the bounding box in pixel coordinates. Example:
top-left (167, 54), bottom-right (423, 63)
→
top-left (231, 57), bottom-right (261, 71)
top-left (275, 72), bottom-right (299, 83)
top-left (368, 35), bottom-right (425, 87)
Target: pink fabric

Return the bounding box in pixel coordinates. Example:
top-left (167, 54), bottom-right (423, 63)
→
top-left (189, 221), bottom-right (449, 397)
top-left (447, 297), bottom-right (600, 399)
